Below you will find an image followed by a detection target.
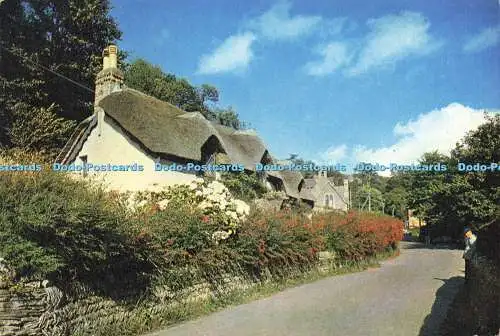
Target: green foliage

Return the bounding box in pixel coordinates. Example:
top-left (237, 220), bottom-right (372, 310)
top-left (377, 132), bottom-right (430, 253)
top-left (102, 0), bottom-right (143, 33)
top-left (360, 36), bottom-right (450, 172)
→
top-left (7, 102), bottom-right (75, 157)
top-left (124, 59), bottom-right (246, 130)
top-left (132, 207), bottom-right (217, 268)
top-left (124, 59), bottom-right (209, 113)
top-left (220, 171), bottom-right (267, 202)
top-left (382, 172), bottom-right (411, 219)
top-left (349, 169), bottom-right (388, 212)
top-left (354, 185), bottom-right (384, 212)
top-left (0, 0), bottom-right (122, 152)
top-left (383, 186), bottom-right (408, 219)
top-left (212, 106), bottom-right (241, 129)
top-left (226, 210), bottom-right (318, 272)
top-left (404, 115), bottom-right (499, 241)
top-left (406, 151), bottom-right (452, 219)
top-left (476, 218), bottom-right (500, 266)
top-left (0, 152), bottom-right (150, 295)
top-left (452, 113), bottom-right (500, 206)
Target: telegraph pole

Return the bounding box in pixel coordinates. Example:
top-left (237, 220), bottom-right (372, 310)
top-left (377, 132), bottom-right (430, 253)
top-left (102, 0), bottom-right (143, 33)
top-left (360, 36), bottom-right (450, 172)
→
top-left (367, 175), bottom-right (372, 212)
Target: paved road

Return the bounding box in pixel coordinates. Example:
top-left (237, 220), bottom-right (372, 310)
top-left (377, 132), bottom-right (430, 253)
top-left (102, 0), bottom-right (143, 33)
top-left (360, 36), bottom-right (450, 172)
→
top-left (146, 242), bottom-right (464, 336)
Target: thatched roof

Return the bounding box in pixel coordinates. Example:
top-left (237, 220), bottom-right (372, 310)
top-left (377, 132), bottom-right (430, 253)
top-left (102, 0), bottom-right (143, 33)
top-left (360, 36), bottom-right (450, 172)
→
top-left (267, 170), bottom-right (305, 200)
top-left (303, 179), bottom-right (316, 188)
top-left (212, 124), bottom-right (267, 170)
top-left (59, 87), bottom-right (310, 200)
top-left (300, 178), bottom-right (316, 201)
top-left (98, 89), bottom-right (269, 170)
top-left (56, 115), bottom-right (97, 164)
top-left (299, 189), bottom-right (315, 201)
top-left (279, 170), bottom-right (304, 199)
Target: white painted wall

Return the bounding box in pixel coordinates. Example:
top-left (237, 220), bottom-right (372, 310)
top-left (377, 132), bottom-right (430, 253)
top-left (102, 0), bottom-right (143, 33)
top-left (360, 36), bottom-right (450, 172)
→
top-left (72, 115), bottom-right (197, 192)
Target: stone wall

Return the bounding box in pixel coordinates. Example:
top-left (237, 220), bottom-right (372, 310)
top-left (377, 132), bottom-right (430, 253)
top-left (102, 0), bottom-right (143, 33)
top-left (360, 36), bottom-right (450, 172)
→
top-left (0, 256), bottom-right (336, 336)
top-left (0, 286), bottom-right (47, 336)
top-left (465, 256), bottom-right (500, 334)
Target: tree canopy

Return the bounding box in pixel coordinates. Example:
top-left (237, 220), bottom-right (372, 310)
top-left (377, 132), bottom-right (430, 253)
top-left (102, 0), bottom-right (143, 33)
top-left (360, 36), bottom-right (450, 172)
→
top-left (0, 0), bottom-right (121, 155)
top-left (124, 59), bottom-right (244, 130)
top-left (404, 114), bottom-right (499, 239)
top-left (0, 1), bottom-right (245, 157)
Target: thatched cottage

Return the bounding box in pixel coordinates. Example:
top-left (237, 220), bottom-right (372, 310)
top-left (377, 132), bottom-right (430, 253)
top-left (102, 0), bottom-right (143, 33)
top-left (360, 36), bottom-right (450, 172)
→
top-left (56, 45), bottom-right (349, 210)
top-left (55, 45), bottom-right (303, 199)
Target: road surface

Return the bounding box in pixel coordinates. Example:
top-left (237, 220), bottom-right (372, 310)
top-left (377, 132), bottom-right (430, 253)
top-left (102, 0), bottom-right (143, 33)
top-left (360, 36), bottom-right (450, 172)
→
top-left (146, 242), bottom-right (464, 336)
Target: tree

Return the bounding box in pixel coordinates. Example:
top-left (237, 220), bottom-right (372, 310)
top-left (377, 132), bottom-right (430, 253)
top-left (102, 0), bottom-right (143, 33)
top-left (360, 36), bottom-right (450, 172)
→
top-left (124, 59), bottom-right (205, 113)
top-left (290, 157), bottom-right (316, 178)
top-left (0, 0), bottom-right (122, 152)
top-left (197, 84), bottom-right (219, 109)
top-left (406, 151), bottom-right (451, 221)
top-left (124, 59), bottom-right (245, 129)
top-left (404, 115), bottom-right (500, 240)
top-left (382, 172), bottom-right (411, 218)
top-left (1, 0), bottom-right (122, 120)
top-left (213, 107), bottom-right (241, 130)
top-left (451, 113), bottom-right (500, 206)
top-left (383, 186), bottom-right (408, 219)
top-left (327, 170), bottom-right (345, 185)
top-left (354, 184), bottom-right (384, 212)
top-left (8, 103), bottom-right (75, 157)
top-left (449, 114), bottom-right (499, 229)
top-left (219, 171), bottom-right (267, 202)
top-left (348, 165), bottom-right (388, 212)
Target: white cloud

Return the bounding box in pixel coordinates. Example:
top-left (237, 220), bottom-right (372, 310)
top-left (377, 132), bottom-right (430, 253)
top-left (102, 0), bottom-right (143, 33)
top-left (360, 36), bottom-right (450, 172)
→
top-left (197, 32), bottom-right (256, 74)
top-left (463, 24), bottom-right (500, 53)
top-left (347, 11), bottom-right (441, 76)
top-left (305, 42), bottom-right (352, 76)
top-left (248, 1), bottom-right (322, 41)
top-left (352, 103), bottom-right (488, 174)
top-left (321, 144), bottom-right (347, 162)
top-left (318, 18), bottom-right (350, 38)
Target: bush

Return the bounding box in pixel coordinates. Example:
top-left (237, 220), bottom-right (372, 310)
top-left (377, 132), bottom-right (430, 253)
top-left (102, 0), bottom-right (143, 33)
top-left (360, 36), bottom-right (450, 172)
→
top-left (476, 218), bottom-right (500, 267)
top-left (0, 152), bottom-right (403, 297)
top-left (0, 151), bottom-right (151, 296)
top-left (316, 211), bottom-right (403, 261)
top-left (219, 171), bottom-right (267, 202)
top-left (230, 210), bottom-right (320, 269)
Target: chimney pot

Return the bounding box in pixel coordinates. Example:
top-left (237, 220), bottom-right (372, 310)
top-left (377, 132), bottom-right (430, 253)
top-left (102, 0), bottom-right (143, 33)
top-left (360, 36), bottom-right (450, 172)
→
top-left (108, 44), bottom-right (118, 69)
top-left (102, 47), bottom-right (110, 69)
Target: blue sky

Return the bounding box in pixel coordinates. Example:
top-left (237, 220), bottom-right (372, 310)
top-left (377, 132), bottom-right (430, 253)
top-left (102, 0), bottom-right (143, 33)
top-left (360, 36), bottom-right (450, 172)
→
top-left (111, 0), bottom-right (499, 168)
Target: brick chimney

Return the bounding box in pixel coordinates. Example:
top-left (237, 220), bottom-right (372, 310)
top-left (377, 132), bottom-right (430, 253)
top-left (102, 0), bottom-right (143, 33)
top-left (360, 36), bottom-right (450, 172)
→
top-left (94, 45), bottom-right (123, 135)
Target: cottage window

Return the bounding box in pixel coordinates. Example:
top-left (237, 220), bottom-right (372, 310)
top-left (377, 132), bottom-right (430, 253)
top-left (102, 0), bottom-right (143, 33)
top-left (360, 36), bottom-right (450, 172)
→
top-left (325, 195), bottom-right (329, 207)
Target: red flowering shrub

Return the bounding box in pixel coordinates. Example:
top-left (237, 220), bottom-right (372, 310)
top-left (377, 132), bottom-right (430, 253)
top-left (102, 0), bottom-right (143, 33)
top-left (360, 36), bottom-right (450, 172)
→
top-left (315, 211), bottom-right (403, 261)
top-left (128, 205), bottom-right (402, 287)
top-left (225, 209), bottom-right (403, 271)
top-left (227, 210), bottom-right (320, 272)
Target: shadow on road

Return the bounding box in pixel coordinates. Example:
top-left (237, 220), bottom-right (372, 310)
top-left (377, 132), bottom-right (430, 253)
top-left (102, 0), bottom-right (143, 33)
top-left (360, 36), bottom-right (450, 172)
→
top-left (418, 276), bottom-right (465, 336)
top-left (400, 241), bottom-right (463, 250)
